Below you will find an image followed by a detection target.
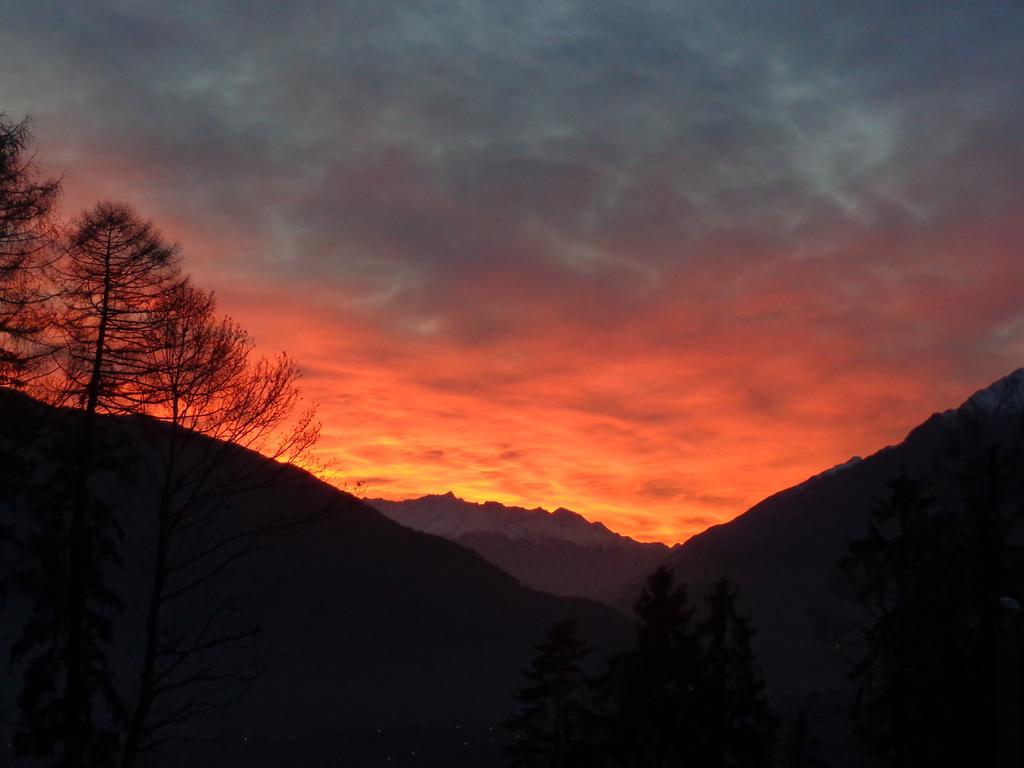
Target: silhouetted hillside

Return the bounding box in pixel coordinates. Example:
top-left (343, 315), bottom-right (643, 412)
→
top-left (663, 368), bottom-right (1024, 700)
top-left (0, 390), bottom-right (629, 765)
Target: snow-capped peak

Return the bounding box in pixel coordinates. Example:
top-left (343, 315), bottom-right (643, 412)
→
top-left (816, 456), bottom-right (863, 479)
top-left (962, 367), bottom-right (1024, 414)
top-left (365, 492), bottom-right (649, 549)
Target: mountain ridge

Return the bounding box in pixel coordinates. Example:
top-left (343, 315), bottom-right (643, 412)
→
top-left (659, 366), bottom-right (1024, 701)
top-left (365, 491), bottom-right (664, 548)
top-left (366, 492), bottom-right (677, 604)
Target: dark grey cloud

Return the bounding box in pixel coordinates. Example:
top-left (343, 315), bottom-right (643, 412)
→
top-left (9, 0), bottom-right (1024, 539)
top-left (1, 0), bottom-right (1022, 347)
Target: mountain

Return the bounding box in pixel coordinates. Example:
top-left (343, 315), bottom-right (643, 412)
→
top-left (366, 493), bottom-right (676, 604)
top-left (8, 368), bottom-right (1021, 764)
top-left (662, 368), bottom-right (1024, 702)
top-left (0, 390), bottom-right (629, 766)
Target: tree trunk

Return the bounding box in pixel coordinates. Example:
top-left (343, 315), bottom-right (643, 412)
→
top-left (63, 236), bottom-right (111, 768)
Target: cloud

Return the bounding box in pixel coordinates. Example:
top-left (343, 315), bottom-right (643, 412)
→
top-left (1, 0), bottom-right (1022, 541)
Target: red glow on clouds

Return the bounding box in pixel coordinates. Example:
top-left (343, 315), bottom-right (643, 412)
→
top-left (3, 0), bottom-right (1024, 547)
top-left (40, 141), bottom-right (1024, 545)
top-left (198, 209), bottom-right (1023, 544)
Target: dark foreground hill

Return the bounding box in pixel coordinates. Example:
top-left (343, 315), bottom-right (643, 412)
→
top-left (367, 493), bottom-right (676, 605)
top-left (663, 369), bottom-right (1024, 703)
top-left (0, 390), bottom-right (629, 766)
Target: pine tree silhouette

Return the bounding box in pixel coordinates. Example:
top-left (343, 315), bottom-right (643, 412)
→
top-left (840, 469), bottom-right (946, 765)
top-left (12, 202), bottom-right (181, 767)
top-left (778, 709), bottom-right (829, 768)
top-left (0, 114), bottom-right (59, 386)
top-left (10, 426), bottom-right (126, 765)
top-left (505, 619), bottom-right (592, 768)
top-left (840, 447), bottom-right (1017, 766)
top-left (697, 578), bottom-right (775, 767)
top-left (606, 566), bottom-right (703, 768)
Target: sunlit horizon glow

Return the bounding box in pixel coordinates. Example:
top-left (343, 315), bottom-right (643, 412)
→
top-left (2, 2), bottom-right (1023, 543)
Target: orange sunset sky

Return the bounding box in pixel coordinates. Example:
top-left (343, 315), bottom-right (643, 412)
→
top-left (2, 2), bottom-right (1023, 542)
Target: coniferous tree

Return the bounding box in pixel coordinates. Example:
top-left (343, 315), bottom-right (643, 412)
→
top-left (12, 202), bottom-right (182, 767)
top-left (0, 135), bottom-right (323, 764)
top-left (839, 377), bottom-right (1024, 768)
top-left (778, 709), bottom-right (829, 768)
top-left (55, 201), bottom-right (183, 415)
top-left (0, 115), bottom-right (58, 612)
top-left (938, 401), bottom-right (1018, 755)
top-left (505, 620), bottom-right (592, 768)
top-left (10, 437), bottom-right (124, 763)
top-left (841, 470), bottom-right (929, 765)
top-left (697, 578), bottom-right (775, 767)
top-left (840, 468), bottom-right (977, 766)
top-left (607, 566), bottom-right (703, 768)
top-left (0, 112), bottom-right (55, 603)
top-left (0, 114), bottom-right (59, 387)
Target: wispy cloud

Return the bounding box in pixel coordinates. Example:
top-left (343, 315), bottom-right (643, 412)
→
top-left (2, 0), bottom-right (1022, 541)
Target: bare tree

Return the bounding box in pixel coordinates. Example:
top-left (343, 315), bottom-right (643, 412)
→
top-left (0, 114), bottom-right (59, 387)
top-left (118, 281), bottom-right (320, 766)
top-left (9, 194), bottom-right (323, 765)
top-left (12, 202), bottom-right (182, 767)
top-left (55, 201), bottom-right (183, 414)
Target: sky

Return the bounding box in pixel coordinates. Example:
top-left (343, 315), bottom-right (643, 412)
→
top-left (1, 1), bottom-right (1023, 543)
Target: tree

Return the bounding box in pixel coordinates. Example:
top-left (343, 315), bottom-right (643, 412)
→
top-left (778, 709), bottom-right (829, 768)
top-left (10, 204), bottom-right (322, 765)
top-left (937, 399), bottom-right (1018, 752)
top-left (55, 201), bottom-right (183, 414)
top-left (838, 378), bottom-right (1024, 768)
top-left (930, 397), bottom-right (1023, 764)
top-left (839, 468), bottom-right (978, 766)
top-left (605, 566), bottom-right (704, 768)
top-left (696, 578), bottom-right (775, 767)
top-left (117, 281), bottom-right (320, 766)
top-left (0, 116), bottom-right (59, 612)
top-left (505, 620), bottom-right (592, 768)
top-left (0, 114), bottom-right (59, 387)
top-left (9, 436), bottom-right (124, 763)
top-left (12, 202), bottom-right (182, 767)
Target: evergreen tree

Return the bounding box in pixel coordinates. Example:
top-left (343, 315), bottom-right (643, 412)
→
top-left (55, 202), bottom-right (183, 415)
top-left (778, 709), bottom-right (829, 768)
top-left (0, 392), bottom-right (42, 613)
top-left (10, 439), bottom-right (124, 764)
top-left (505, 620), bottom-right (592, 768)
top-left (697, 578), bottom-right (775, 767)
top-left (12, 202), bottom-right (182, 767)
top-left (940, 402), bottom-right (1016, 755)
top-left (840, 468), bottom-right (980, 766)
top-left (0, 114), bottom-right (59, 386)
top-left (607, 566), bottom-right (703, 768)
top-left (0, 112), bottom-right (57, 626)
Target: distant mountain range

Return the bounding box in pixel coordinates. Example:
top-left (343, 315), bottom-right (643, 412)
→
top-left (366, 492), bottom-right (677, 604)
